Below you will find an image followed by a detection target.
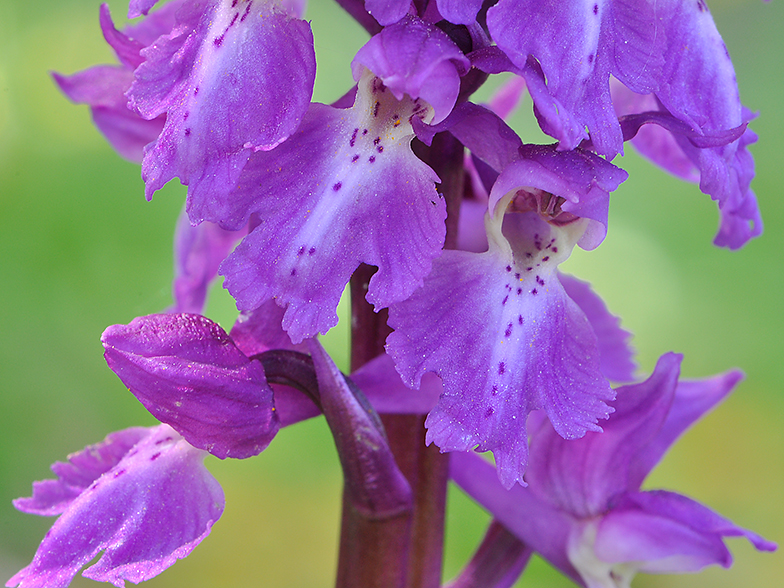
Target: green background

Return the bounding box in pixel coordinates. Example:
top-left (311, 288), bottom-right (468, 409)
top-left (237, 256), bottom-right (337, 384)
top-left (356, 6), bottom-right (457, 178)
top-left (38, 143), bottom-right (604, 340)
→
top-left (0, 0), bottom-right (781, 586)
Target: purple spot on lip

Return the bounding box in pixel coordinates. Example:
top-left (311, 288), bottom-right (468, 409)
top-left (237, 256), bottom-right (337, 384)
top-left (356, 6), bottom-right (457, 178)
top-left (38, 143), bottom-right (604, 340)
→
top-left (373, 137), bottom-right (381, 145)
top-left (308, 247), bottom-right (316, 255)
top-left (506, 265), bottom-right (512, 272)
top-left (485, 407), bottom-right (495, 418)
top-left (491, 385), bottom-right (499, 395)
top-left (498, 362), bottom-right (506, 375)
top-left (228, 12), bottom-right (239, 28)
top-left (377, 145), bottom-right (383, 153)
top-left (333, 182), bottom-right (342, 191)
top-left (184, 128), bottom-right (191, 137)
top-left (518, 315), bottom-right (523, 325)
top-left (593, 3), bottom-right (599, 14)
top-left (517, 287), bottom-right (522, 294)
top-left (150, 452), bottom-right (161, 461)
top-left (183, 111), bottom-right (189, 120)
top-left (214, 35), bottom-right (224, 47)
top-left (232, 0), bottom-right (238, 5)
top-left (297, 247), bottom-right (305, 256)
top-left (373, 102), bottom-right (380, 117)
top-left (532, 288), bottom-right (538, 295)
top-left (552, 247), bottom-right (558, 253)
top-left (350, 128), bottom-right (358, 147)
top-left (502, 295), bottom-right (509, 305)
top-left (113, 468), bottom-right (127, 478)
top-left (369, 155), bottom-right (376, 163)
top-left (362, 129), bottom-right (368, 135)
top-left (351, 154), bottom-right (360, 163)
top-left (290, 268), bottom-right (297, 276)
top-left (505, 323), bottom-right (512, 337)
top-left (542, 256), bottom-right (550, 262)
top-left (240, 1), bottom-right (253, 21)
top-left (194, 87), bottom-right (199, 95)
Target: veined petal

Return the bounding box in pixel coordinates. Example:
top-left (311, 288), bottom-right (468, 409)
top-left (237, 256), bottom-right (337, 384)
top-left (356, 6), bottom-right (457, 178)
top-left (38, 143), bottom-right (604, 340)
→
top-left (627, 368), bottom-right (743, 489)
top-left (526, 353), bottom-right (681, 518)
top-left (129, 0), bottom-right (316, 203)
top-left (102, 313), bottom-right (278, 459)
top-left (8, 425), bottom-right (224, 588)
top-left (388, 203), bottom-right (614, 489)
top-left (13, 428), bottom-right (150, 516)
top-left (220, 71), bottom-right (445, 343)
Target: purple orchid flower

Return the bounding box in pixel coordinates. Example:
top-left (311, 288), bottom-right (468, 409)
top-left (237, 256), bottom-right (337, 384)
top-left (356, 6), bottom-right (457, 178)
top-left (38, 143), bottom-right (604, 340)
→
top-left (387, 141), bottom-right (630, 489)
top-left (451, 353), bottom-right (776, 586)
top-left (209, 16), bottom-right (470, 343)
top-left (7, 425), bottom-right (224, 588)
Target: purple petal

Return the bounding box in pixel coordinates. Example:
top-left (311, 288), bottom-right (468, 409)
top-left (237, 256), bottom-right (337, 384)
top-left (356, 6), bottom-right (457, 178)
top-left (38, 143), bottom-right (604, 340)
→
top-left (8, 425), bottom-right (223, 588)
top-left (351, 15), bottom-right (470, 123)
top-left (171, 207), bottom-right (247, 314)
top-left (436, 0), bottom-right (483, 25)
top-left (627, 368), bottom-right (743, 489)
top-left (450, 452), bottom-right (580, 583)
top-left (129, 0), bottom-right (160, 18)
top-left (308, 340), bottom-right (412, 516)
top-left (488, 144), bottom-right (628, 250)
top-left (559, 273), bottom-right (636, 382)
top-left (102, 313), bottom-right (279, 459)
top-left (229, 301), bottom-right (307, 356)
top-left (526, 353), bottom-right (681, 517)
top-left (129, 0), bottom-right (316, 202)
top-left (219, 72), bottom-right (445, 343)
top-left (363, 0), bottom-right (411, 26)
top-left (100, 4), bottom-right (146, 69)
top-left (351, 353), bottom-right (442, 415)
top-left (388, 210), bottom-right (614, 488)
top-left (53, 66), bottom-right (164, 163)
top-left (13, 428), bottom-right (150, 516)
top-left (594, 490), bottom-right (776, 573)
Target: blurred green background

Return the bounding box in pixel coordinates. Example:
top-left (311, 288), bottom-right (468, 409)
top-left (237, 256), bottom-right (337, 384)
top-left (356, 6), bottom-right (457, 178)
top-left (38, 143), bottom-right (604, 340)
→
top-left (0, 0), bottom-right (781, 586)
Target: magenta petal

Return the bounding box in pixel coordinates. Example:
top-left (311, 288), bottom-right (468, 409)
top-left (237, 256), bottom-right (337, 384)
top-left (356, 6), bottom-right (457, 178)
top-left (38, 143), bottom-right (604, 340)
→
top-left (351, 15), bottom-right (469, 123)
top-left (627, 369), bottom-right (743, 488)
top-left (220, 73), bottom-right (445, 343)
top-left (595, 491), bottom-right (776, 573)
top-left (8, 425), bottom-right (223, 588)
top-left (13, 428), bottom-right (150, 516)
top-left (102, 314), bottom-right (279, 459)
top-left (363, 0), bottom-right (410, 26)
top-left (171, 207), bottom-right (247, 314)
top-left (129, 0), bottom-right (316, 202)
top-left (559, 273), bottom-right (636, 382)
top-left (229, 301), bottom-right (307, 357)
top-left (53, 66), bottom-right (164, 163)
top-left (526, 353), bottom-right (681, 517)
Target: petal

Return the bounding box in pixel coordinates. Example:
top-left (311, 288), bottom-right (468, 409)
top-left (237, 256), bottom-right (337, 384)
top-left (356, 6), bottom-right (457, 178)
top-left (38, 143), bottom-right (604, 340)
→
top-left (593, 491), bottom-right (776, 574)
top-left (52, 66), bottom-right (164, 163)
top-left (229, 301), bottom-right (307, 357)
top-left (627, 368), bottom-right (743, 489)
top-left (388, 210), bottom-right (614, 489)
top-left (102, 313), bottom-right (279, 459)
top-left (13, 428), bottom-right (150, 516)
top-left (488, 144), bottom-right (628, 251)
top-left (7, 425), bottom-right (224, 588)
top-left (219, 71), bottom-right (445, 343)
top-left (350, 353), bottom-right (442, 415)
top-left (351, 15), bottom-right (470, 123)
top-left (559, 273), bottom-right (636, 382)
top-left (171, 207), bottom-right (247, 314)
top-left (363, 0), bottom-right (410, 26)
top-left (526, 353), bottom-right (681, 517)
top-left (129, 0), bottom-right (316, 202)
top-left (436, 0), bottom-right (483, 25)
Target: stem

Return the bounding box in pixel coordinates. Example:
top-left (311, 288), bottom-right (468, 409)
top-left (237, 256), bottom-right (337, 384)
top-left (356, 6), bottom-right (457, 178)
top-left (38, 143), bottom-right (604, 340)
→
top-left (337, 130), bottom-right (465, 588)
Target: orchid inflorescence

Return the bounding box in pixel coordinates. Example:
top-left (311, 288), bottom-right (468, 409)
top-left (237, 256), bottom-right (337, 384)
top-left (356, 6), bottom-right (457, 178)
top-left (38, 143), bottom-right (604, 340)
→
top-left (8, 1), bottom-right (776, 587)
